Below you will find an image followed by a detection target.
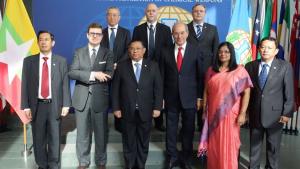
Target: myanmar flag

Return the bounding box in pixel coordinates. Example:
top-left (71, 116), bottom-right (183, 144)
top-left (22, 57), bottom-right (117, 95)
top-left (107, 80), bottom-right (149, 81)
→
top-left (0, 0), bottom-right (39, 124)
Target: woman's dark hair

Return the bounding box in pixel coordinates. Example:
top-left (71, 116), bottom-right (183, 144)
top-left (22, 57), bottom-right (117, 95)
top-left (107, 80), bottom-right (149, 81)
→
top-left (212, 41), bottom-right (237, 72)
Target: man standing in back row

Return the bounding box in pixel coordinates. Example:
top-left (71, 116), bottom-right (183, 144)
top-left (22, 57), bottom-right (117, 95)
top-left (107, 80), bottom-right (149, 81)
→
top-left (69, 23), bottom-right (114, 169)
top-left (187, 3), bottom-right (219, 131)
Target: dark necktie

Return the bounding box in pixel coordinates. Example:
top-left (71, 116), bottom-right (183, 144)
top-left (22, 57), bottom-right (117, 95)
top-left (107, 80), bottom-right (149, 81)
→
top-left (196, 25), bottom-right (202, 39)
top-left (134, 63), bottom-right (141, 82)
top-left (109, 28), bottom-right (116, 50)
top-left (259, 64), bottom-right (268, 89)
top-left (177, 47), bottom-right (183, 71)
top-left (91, 48), bottom-right (96, 65)
top-left (148, 24), bottom-right (155, 59)
top-left (41, 57), bottom-right (49, 98)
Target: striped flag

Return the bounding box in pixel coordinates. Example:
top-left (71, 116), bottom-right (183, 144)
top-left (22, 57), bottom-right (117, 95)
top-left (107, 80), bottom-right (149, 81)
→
top-left (278, 0), bottom-right (291, 61)
top-left (261, 0), bottom-right (272, 39)
top-left (270, 0), bottom-right (277, 38)
top-left (226, 0), bottom-right (252, 64)
top-left (0, 0), bottom-right (39, 124)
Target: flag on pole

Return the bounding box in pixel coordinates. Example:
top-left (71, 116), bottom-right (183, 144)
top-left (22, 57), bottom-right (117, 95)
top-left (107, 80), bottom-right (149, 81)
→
top-left (261, 0), bottom-right (272, 39)
top-left (0, 0), bottom-right (39, 124)
top-left (278, 0), bottom-right (291, 61)
top-left (290, 0), bottom-right (300, 107)
top-left (270, 0), bottom-right (277, 38)
top-left (226, 0), bottom-right (252, 65)
top-left (252, 0), bottom-right (262, 60)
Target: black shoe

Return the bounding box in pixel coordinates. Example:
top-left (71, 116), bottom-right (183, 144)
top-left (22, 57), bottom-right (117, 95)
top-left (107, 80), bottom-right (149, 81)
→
top-left (181, 162), bottom-right (192, 169)
top-left (155, 125), bottom-right (166, 132)
top-left (166, 161), bottom-right (178, 169)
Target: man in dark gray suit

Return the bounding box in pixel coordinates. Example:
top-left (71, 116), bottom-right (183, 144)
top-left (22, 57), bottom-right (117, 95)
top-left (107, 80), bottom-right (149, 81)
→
top-left (187, 3), bottom-right (219, 131)
top-left (69, 23), bottom-right (114, 169)
top-left (21, 30), bottom-right (71, 169)
top-left (101, 6), bottom-right (131, 132)
top-left (245, 37), bottom-right (294, 169)
top-left (112, 40), bottom-right (163, 169)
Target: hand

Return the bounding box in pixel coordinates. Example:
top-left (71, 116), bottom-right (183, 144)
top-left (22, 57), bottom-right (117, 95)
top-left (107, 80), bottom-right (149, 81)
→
top-left (61, 107), bottom-right (69, 117)
top-left (24, 109), bottom-right (32, 121)
top-left (114, 110), bottom-right (122, 118)
top-left (237, 113), bottom-right (246, 126)
top-left (152, 110), bottom-right (161, 118)
top-left (197, 99), bottom-right (202, 111)
top-left (94, 71), bottom-right (111, 82)
top-left (279, 116), bottom-right (290, 124)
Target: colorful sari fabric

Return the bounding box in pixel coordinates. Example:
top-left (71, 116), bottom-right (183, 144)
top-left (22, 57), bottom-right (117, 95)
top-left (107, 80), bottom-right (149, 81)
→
top-left (198, 65), bottom-right (253, 169)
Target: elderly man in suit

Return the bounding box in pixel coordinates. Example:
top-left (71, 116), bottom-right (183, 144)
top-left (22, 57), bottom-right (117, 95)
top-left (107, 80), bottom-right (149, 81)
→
top-left (21, 30), bottom-right (71, 169)
top-left (187, 3), bottom-right (219, 131)
top-left (245, 37), bottom-right (294, 169)
top-left (101, 6), bottom-right (131, 132)
top-left (69, 23), bottom-right (114, 169)
top-left (160, 22), bottom-right (204, 169)
top-left (132, 3), bottom-right (173, 132)
top-left (112, 40), bottom-right (163, 169)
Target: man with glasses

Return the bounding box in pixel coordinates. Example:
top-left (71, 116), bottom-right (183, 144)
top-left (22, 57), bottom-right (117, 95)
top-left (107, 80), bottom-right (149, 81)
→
top-left (187, 3), bottom-right (219, 131)
top-left (69, 23), bottom-right (114, 169)
top-left (101, 6), bottom-right (131, 133)
top-left (112, 40), bottom-right (163, 169)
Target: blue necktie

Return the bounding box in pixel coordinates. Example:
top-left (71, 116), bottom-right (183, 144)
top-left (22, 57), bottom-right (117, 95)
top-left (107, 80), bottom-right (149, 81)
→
top-left (148, 24), bottom-right (155, 58)
top-left (134, 63), bottom-right (141, 82)
top-left (259, 64), bottom-right (268, 89)
top-left (109, 28), bottom-right (115, 50)
top-left (196, 25), bottom-right (202, 39)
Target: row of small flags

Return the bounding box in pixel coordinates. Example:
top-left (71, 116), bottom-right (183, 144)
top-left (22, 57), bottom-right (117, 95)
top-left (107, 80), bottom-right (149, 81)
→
top-left (227, 0), bottom-right (300, 107)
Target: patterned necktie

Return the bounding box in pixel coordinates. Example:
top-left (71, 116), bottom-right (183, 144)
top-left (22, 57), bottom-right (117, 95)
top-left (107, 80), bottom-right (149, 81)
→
top-left (148, 24), bottom-right (155, 59)
top-left (177, 47), bottom-right (183, 71)
top-left (259, 64), bottom-right (268, 89)
top-left (134, 62), bottom-right (141, 82)
top-left (41, 57), bottom-right (49, 98)
top-left (91, 48), bottom-right (96, 65)
top-left (109, 28), bottom-right (116, 50)
top-left (196, 25), bottom-right (202, 39)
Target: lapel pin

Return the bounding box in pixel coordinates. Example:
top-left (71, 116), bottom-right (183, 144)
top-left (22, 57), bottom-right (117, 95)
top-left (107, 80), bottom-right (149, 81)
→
top-left (273, 67), bottom-right (276, 69)
top-left (53, 63), bottom-right (56, 66)
top-left (144, 65), bottom-right (147, 67)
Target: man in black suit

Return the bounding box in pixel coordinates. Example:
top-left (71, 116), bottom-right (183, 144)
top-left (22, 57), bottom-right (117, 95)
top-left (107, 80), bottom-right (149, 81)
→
top-left (160, 22), bottom-right (204, 169)
top-left (101, 6), bottom-right (131, 132)
top-left (69, 23), bottom-right (114, 169)
top-left (245, 37), bottom-right (294, 169)
top-left (112, 40), bottom-right (163, 169)
top-left (187, 3), bottom-right (219, 131)
top-left (132, 3), bottom-right (173, 131)
top-left (21, 31), bottom-right (71, 169)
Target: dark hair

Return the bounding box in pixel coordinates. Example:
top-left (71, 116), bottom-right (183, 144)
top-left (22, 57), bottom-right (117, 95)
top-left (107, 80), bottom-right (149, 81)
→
top-left (37, 30), bottom-right (54, 40)
top-left (128, 40), bottom-right (146, 48)
top-left (259, 36), bottom-right (278, 48)
top-left (192, 3), bottom-right (206, 11)
top-left (87, 22), bottom-right (102, 33)
top-left (212, 41), bottom-right (237, 72)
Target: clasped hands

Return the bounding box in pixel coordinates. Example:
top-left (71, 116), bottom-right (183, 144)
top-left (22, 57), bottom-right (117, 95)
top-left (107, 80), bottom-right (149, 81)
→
top-left (94, 71), bottom-right (111, 82)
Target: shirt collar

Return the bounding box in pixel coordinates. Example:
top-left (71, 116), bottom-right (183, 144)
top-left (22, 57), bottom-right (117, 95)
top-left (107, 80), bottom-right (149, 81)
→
top-left (132, 59), bottom-right (143, 65)
top-left (147, 21), bottom-right (157, 28)
top-left (108, 24), bottom-right (118, 30)
top-left (193, 21), bottom-right (204, 27)
top-left (175, 42), bottom-right (187, 51)
top-left (40, 52), bottom-right (52, 59)
top-left (88, 44), bottom-right (100, 53)
top-left (261, 59), bottom-right (274, 67)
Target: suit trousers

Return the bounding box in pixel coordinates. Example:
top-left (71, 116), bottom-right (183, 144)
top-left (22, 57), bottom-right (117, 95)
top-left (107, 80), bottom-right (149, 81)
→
top-left (122, 110), bottom-right (152, 169)
top-left (32, 102), bottom-right (61, 169)
top-left (166, 108), bottom-right (196, 164)
top-left (75, 93), bottom-right (108, 166)
top-left (249, 125), bottom-right (283, 169)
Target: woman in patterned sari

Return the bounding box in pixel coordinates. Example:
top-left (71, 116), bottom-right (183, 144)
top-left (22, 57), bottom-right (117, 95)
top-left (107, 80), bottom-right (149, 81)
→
top-left (198, 42), bottom-right (253, 169)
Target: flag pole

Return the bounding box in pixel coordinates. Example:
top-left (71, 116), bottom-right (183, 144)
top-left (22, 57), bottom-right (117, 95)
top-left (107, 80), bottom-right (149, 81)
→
top-left (21, 123), bottom-right (31, 158)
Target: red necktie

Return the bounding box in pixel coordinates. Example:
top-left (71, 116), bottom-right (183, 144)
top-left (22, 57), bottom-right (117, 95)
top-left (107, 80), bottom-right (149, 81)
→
top-left (41, 57), bottom-right (49, 98)
top-left (177, 47), bottom-right (183, 71)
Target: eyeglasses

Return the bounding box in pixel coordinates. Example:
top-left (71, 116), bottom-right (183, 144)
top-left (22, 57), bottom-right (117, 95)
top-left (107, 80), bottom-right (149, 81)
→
top-left (88, 32), bottom-right (102, 37)
top-left (129, 47), bottom-right (143, 51)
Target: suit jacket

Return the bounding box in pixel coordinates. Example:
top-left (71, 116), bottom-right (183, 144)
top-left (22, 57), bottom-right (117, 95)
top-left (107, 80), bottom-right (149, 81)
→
top-left (132, 22), bottom-right (173, 62)
top-left (101, 26), bottom-right (131, 63)
top-left (187, 22), bottom-right (219, 72)
top-left (160, 43), bottom-right (205, 112)
top-left (245, 59), bottom-right (294, 128)
top-left (69, 45), bottom-right (114, 112)
top-left (112, 58), bottom-right (163, 122)
top-left (21, 54), bottom-right (71, 120)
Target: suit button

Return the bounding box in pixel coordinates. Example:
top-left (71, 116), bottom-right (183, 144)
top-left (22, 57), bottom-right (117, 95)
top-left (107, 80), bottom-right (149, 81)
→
top-left (136, 88), bottom-right (139, 92)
